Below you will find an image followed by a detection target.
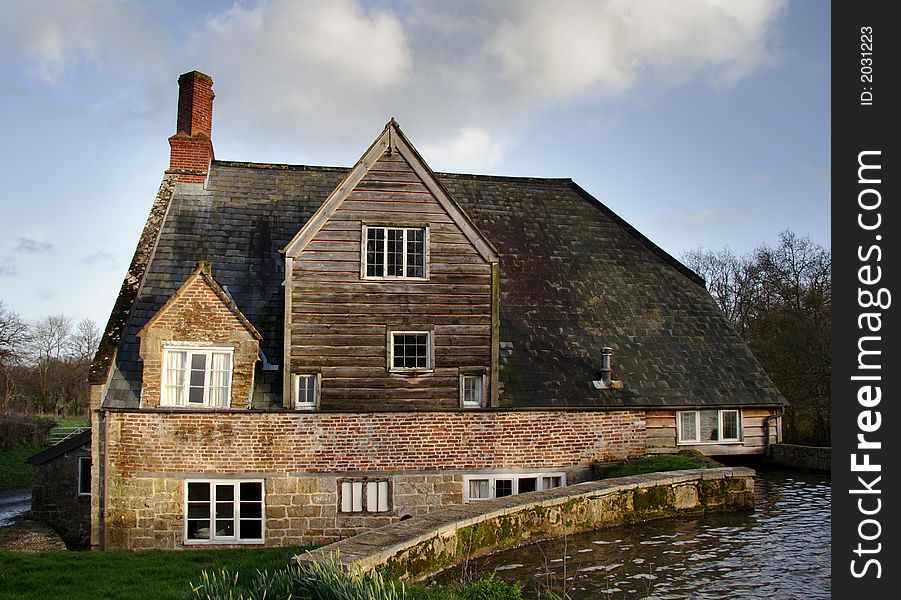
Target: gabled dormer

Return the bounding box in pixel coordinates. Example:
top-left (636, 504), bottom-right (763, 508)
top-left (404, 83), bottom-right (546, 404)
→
top-left (282, 120), bottom-right (499, 411)
top-left (137, 261), bottom-right (261, 409)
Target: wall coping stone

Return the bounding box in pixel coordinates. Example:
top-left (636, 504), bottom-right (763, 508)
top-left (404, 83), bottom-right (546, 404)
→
top-left (296, 467), bottom-right (755, 577)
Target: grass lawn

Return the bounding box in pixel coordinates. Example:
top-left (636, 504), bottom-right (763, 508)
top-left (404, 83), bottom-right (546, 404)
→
top-left (0, 444), bottom-right (45, 492)
top-left (593, 450), bottom-right (722, 479)
top-left (53, 417), bottom-right (89, 429)
top-left (0, 546), bottom-right (308, 600)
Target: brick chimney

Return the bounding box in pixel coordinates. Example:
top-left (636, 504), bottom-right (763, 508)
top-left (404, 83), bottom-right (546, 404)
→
top-left (167, 71), bottom-right (214, 183)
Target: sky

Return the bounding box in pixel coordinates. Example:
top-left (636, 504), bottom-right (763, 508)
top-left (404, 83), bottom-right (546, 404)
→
top-left (0, 0), bottom-right (830, 328)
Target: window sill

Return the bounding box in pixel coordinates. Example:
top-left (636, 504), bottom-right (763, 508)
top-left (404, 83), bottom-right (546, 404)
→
top-left (184, 539), bottom-right (265, 546)
top-left (362, 276), bottom-right (429, 282)
top-left (676, 440), bottom-right (743, 445)
top-left (389, 369), bottom-right (434, 375)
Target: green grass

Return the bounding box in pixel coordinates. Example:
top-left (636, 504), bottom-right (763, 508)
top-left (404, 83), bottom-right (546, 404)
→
top-left (0, 444), bottom-right (45, 491)
top-left (593, 450), bottom-right (722, 479)
top-left (53, 417), bottom-right (89, 429)
top-left (0, 546), bottom-right (307, 600)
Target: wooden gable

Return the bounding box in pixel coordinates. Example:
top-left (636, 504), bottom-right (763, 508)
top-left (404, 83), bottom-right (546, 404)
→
top-left (282, 121), bottom-right (500, 411)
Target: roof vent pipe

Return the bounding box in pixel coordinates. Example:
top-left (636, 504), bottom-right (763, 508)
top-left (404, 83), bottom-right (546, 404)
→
top-left (599, 347), bottom-right (613, 384)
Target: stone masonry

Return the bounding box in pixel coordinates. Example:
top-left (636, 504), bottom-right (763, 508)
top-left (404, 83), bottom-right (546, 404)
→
top-left (101, 409), bottom-right (646, 549)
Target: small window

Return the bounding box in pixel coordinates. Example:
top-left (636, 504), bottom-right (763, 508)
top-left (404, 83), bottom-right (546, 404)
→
top-left (293, 374), bottom-right (319, 410)
top-left (77, 456), bottom-right (91, 496)
top-left (185, 480), bottom-right (264, 544)
top-left (388, 331), bottom-right (431, 372)
top-left (363, 226), bottom-right (427, 279)
top-left (464, 472), bottom-right (566, 502)
top-left (460, 374), bottom-right (485, 408)
top-left (339, 479), bottom-right (391, 513)
top-left (468, 479), bottom-right (490, 500)
top-left (162, 345), bottom-right (233, 408)
top-left (677, 410), bottom-right (742, 444)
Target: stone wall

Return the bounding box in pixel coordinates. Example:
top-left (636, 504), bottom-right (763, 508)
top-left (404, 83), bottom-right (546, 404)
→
top-left (101, 409), bottom-right (646, 549)
top-left (299, 467), bottom-right (756, 581)
top-left (769, 443), bottom-right (830, 472)
top-left (31, 444), bottom-right (91, 549)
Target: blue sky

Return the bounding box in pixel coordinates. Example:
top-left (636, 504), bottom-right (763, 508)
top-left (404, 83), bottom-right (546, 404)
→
top-left (0, 0), bottom-right (829, 327)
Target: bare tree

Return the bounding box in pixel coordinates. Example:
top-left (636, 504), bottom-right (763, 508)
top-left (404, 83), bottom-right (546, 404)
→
top-left (29, 315), bottom-right (73, 415)
top-left (683, 231), bottom-right (831, 446)
top-left (0, 302), bottom-right (30, 412)
top-left (70, 319), bottom-right (102, 362)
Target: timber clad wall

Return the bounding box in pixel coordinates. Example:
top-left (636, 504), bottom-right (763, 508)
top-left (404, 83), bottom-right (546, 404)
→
top-left (291, 151), bottom-right (493, 411)
top-left (101, 409), bottom-right (646, 549)
top-left (645, 407), bottom-right (780, 456)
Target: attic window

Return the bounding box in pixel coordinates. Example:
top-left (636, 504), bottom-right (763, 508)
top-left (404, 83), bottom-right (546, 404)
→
top-left (363, 226), bottom-right (428, 279)
top-left (161, 345), bottom-right (233, 408)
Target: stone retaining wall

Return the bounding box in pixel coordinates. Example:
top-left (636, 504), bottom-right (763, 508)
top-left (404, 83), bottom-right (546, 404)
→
top-left (297, 467), bottom-right (755, 581)
top-left (769, 443), bottom-right (831, 472)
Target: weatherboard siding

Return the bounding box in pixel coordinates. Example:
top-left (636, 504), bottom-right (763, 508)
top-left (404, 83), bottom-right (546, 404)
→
top-left (290, 152), bottom-right (493, 411)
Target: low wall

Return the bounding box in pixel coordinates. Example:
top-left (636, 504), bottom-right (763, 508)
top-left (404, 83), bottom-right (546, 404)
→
top-left (297, 467), bottom-right (755, 581)
top-left (769, 443), bottom-right (831, 472)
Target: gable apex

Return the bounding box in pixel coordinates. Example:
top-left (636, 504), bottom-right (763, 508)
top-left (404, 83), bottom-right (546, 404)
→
top-left (137, 261), bottom-right (262, 341)
top-left (282, 120), bottom-right (498, 262)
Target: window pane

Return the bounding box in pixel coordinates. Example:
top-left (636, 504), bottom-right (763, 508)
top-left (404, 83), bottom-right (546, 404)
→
top-left (297, 375), bottom-right (316, 406)
top-left (79, 458), bottom-right (91, 494)
top-left (240, 482), bottom-right (262, 501)
top-left (679, 412), bottom-right (697, 442)
top-left (518, 478), bottom-right (537, 494)
top-left (208, 353), bottom-right (231, 407)
top-left (164, 350), bottom-right (186, 406)
top-left (216, 484), bottom-right (234, 501)
top-left (240, 502), bottom-right (262, 519)
top-left (700, 410), bottom-right (719, 441)
top-left (187, 503), bottom-right (210, 519)
top-left (366, 481), bottom-right (378, 512)
top-left (352, 482), bottom-right (364, 512)
top-left (240, 520), bottom-right (262, 540)
top-left (377, 481), bottom-right (389, 512)
top-left (187, 520), bottom-right (210, 540)
top-left (188, 482), bottom-right (210, 501)
top-left (495, 480), bottom-right (513, 497)
top-left (366, 228), bottom-right (385, 277)
top-left (722, 411), bottom-right (739, 440)
top-left (406, 229), bottom-right (424, 277)
top-left (542, 476), bottom-right (562, 490)
top-left (387, 229), bottom-right (404, 276)
top-left (463, 375), bottom-right (482, 406)
top-left (469, 479), bottom-right (489, 499)
top-left (341, 482), bottom-right (353, 512)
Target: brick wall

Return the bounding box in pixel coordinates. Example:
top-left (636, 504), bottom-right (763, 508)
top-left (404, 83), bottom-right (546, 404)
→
top-left (102, 409), bottom-right (646, 549)
top-left (138, 272), bottom-right (259, 408)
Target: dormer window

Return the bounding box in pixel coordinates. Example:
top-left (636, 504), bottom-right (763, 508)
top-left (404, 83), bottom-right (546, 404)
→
top-left (363, 225), bottom-right (428, 279)
top-left (161, 345), bottom-right (233, 407)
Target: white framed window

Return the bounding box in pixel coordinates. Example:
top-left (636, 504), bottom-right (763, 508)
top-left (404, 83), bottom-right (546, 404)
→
top-left (185, 480), bottom-right (264, 544)
top-left (161, 344), bottom-right (233, 408)
top-left (460, 373), bottom-right (485, 408)
top-left (77, 456), bottom-right (91, 496)
top-left (388, 331), bottom-right (432, 372)
top-left (362, 225), bottom-right (428, 279)
top-left (293, 373), bottom-right (319, 410)
top-left (339, 479), bottom-right (391, 514)
top-left (463, 472), bottom-right (566, 502)
top-left (677, 409), bottom-right (742, 444)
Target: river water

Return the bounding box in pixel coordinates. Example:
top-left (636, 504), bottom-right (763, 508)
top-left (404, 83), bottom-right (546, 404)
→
top-left (437, 467), bottom-right (830, 599)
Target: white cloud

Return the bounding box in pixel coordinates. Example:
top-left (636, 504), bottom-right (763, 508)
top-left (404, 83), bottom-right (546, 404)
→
top-left (420, 128), bottom-right (508, 172)
top-left (488, 0), bottom-right (786, 103)
top-left (14, 237), bottom-right (53, 254)
top-left (0, 0), bottom-right (167, 84)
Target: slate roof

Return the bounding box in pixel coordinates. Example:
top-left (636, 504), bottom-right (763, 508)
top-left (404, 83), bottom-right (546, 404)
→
top-left (27, 430), bottom-right (91, 465)
top-left (94, 160), bottom-right (785, 409)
